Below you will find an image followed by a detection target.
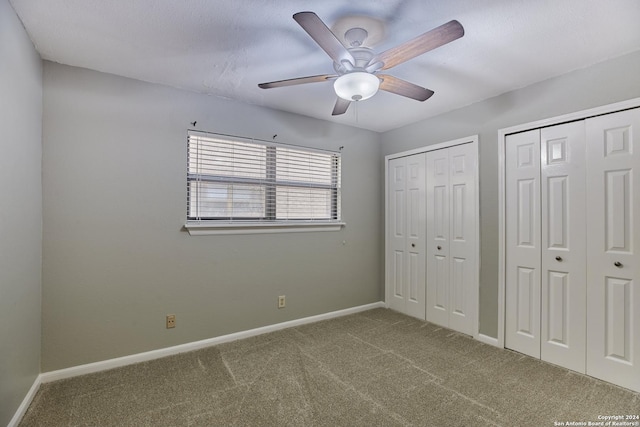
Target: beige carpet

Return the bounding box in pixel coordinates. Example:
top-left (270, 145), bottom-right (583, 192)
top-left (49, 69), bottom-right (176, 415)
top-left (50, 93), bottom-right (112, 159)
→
top-left (20, 308), bottom-right (640, 426)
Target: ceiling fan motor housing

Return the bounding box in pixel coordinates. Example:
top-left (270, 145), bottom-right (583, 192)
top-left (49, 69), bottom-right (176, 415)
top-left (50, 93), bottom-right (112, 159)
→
top-left (333, 46), bottom-right (380, 75)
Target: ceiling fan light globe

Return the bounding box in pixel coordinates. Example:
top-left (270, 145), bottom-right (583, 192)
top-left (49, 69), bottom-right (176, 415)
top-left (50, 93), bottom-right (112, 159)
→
top-left (334, 72), bottom-right (380, 101)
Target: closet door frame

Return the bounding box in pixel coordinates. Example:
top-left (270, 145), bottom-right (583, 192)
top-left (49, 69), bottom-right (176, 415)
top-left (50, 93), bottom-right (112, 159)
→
top-left (497, 97), bottom-right (640, 349)
top-left (385, 135), bottom-right (480, 338)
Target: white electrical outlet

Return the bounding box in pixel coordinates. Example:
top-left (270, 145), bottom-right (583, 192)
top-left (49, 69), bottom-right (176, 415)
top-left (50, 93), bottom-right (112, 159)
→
top-left (278, 295), bottom-right (286, 309)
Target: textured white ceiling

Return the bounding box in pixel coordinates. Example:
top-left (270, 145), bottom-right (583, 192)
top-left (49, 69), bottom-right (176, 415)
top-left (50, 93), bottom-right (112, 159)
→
top-left (9, 0), bottom-right (640, 132)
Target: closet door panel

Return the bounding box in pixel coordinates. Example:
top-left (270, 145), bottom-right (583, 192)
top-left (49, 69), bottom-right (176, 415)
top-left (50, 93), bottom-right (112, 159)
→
top-left (450, 256), bottom-right (470, 332)
top-left (426, 149), bottom-right (450, 326)
top-left (433, 254), bottom-right (449, 314)
top-left (388, 157), bottom-right (407, 312)
top-left (505, 130), bottom-right (542, 358)
top-left (405, 154), bottom-right (426, 319)
top-left (540, 122), bottom-right (586, 373)
top-left (586, 108), bottom-right (640, 392)
top-left (448, 143), bottom-right (477, 335)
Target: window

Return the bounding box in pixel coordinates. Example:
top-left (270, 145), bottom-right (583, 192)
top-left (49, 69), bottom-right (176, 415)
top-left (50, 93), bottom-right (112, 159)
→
top-left (186, 131), bottom-right (342, 234)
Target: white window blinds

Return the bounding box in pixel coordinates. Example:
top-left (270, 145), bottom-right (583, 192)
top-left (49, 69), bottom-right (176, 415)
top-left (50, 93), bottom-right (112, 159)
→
top-left (187, 131), bottom-right (341, 224)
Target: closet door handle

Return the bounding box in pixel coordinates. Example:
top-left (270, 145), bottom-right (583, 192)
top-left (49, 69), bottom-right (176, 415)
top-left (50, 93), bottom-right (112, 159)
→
top-left (555, 256), bottom-right (563, 262)
top-left (614, 261), bottom-right (623, 268)
top-left (411, 243), bottom-right (416, 248)
top-left (437, 245), bottom-right (442, 250)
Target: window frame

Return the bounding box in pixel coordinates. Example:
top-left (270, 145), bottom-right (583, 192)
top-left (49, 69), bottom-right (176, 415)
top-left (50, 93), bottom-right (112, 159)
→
top-left (185, 131), bottom-right (345, 235)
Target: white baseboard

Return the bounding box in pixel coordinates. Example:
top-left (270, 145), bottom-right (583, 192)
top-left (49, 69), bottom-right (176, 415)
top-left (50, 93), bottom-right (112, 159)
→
top-left (477, 333), bottom-right (501, 348)
top-left (40, 301), bottom-right (385, 384)
top-left (8, 374), bottom-right (42, 427)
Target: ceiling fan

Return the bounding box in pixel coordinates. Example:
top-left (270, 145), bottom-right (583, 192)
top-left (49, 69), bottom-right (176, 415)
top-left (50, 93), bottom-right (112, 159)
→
top-left (258, 12), bottom-right (464, 116)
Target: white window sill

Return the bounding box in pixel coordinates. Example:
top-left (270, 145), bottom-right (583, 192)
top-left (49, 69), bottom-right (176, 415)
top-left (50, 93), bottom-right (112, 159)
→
top-left (184, 221), bottom-right (346, 235)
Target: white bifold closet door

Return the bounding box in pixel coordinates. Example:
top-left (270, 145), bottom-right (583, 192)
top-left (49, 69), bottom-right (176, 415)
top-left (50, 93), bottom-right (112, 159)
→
top-left (585, 109), bottom-right (640, 391)
top-left (505, 107), bottom-right (640, 391)
top-left (388, 153), bottom-right (426, 319)
top-left (505, 129), bottom-right (542, 358)
top-left (540, 122), bottom-right (587, 372)
top-left (426, 143), bottom-right (477, 335)
top-left (505, 121), bottom-right (587, 373)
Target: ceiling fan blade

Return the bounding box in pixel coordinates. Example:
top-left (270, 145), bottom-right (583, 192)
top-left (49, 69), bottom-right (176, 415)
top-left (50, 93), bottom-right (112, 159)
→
top-left (376, 20), bottom-right (464, 70)
top-left (293, 12), bottom-right (355, 66)
top-left (332, 97), bottom-right (351, 116)
top-left (378, 74), bottom-right (434, 101)
top-left (258, 74), bottom-right (337, 89)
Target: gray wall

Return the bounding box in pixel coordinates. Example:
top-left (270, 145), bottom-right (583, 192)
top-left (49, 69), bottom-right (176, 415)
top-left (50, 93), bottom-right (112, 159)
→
top-left (381, 50), bottom-right (640, 338)
top-left (41, 62), bottom-right (383, 371)
top-left (0, 0), bottom-right (43, 424)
